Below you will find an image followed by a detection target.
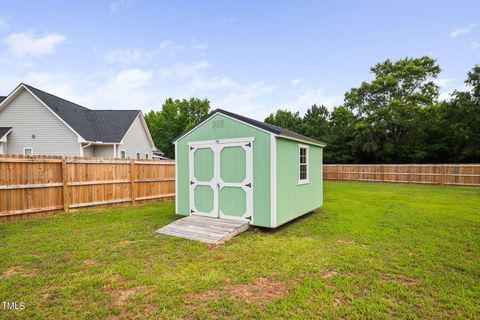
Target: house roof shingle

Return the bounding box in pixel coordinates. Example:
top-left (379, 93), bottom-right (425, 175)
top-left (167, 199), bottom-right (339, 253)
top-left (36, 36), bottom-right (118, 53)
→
top-left (174, 108), bottom-right (326, 146)
top-left (23, 84), bottom-right (141, 143)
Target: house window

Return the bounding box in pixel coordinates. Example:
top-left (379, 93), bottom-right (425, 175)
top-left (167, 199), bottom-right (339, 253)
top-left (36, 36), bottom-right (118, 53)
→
top-left (136, 152), bottom-right (141, 160)
top-left (298, 145), bottom-right (309, 184)
top-left (145, 154), bottom-right (149, 159)
top-left (23, 147), bottom-right (33, 156)
top-left (120, 150), bottom-right (126, 159)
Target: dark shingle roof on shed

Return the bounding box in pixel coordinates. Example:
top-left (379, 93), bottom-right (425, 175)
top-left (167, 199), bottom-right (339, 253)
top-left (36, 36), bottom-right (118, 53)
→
top-left (0, 96), bottom-right (6, 103)
top-left (0, 127), bottom-right (12, 139)
top-left (23, 84), bottom-right (141, 143)
top-left (173, 108), bottom-right (326, 146)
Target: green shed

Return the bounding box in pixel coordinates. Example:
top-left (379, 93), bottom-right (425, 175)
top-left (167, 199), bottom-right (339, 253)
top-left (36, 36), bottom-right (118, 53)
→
top-left (173, 109), bottom-right (326, 228)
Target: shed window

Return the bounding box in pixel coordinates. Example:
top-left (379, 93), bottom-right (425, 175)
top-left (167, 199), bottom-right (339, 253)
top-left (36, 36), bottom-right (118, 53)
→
top-left (120, 150), bottom-right (126, 159)
top-left (136, 152), bottom-right (141, 160)
top-left (298, 145), bottom-right (309, 184)
top-left (23, 147), bottom-right (33, 156)
top-left (145, 154), bottom-right (149, 159)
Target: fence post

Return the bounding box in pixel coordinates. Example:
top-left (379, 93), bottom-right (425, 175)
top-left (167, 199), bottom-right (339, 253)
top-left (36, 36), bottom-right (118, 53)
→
top-left (130, 159), bottom-right (136, 205)
top-left (62, 157), bottom-right (69, 212)
top-left (336, 165), bottom-right (340, 180)
top-left (407, 164), bottom-right (411, 184)
top-left (441, 164), bottom-right (445, 185)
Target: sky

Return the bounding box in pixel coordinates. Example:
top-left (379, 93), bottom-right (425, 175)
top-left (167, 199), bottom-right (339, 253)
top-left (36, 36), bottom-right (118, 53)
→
top-left (0, 0), bottom-right (479, 120)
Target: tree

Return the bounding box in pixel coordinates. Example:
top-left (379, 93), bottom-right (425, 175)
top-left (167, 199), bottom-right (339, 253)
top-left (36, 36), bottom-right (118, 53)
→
top-left (145, 98), bottom-right (210, 158)
top-left (264, 109), bottom-right (303, 133)
top-left (344, 56), bottom-right (441, 163)
top-left (301, 104), bottom-right (330, 141)
top-left (438, 64), bottom-right (480, 162)
top-left (325, 106), bottom-right (357, 163)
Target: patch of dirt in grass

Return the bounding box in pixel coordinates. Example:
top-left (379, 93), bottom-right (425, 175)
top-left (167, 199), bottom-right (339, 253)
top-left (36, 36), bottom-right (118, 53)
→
top-left (337, 239), bottom-right (368, 248)
top-left (2, 266), bottom-right (37, 278)
top-left (106, 286), bottom-right (149, 307)
top-left (332, 296), bottom-right (345, 307)
top-left (118, 240), bottom-right (136, 246)
top-left (188, 277), bottom-right (288, 304)
top-left (322, 270), bottom-right (339, 278)
top-left (83, 259), bottom-right (97, 265)
top-left (382, 273), bottom-right (417, 286)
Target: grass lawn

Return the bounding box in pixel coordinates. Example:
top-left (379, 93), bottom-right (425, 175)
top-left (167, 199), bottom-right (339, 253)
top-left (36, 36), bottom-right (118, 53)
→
top-left (0, 181), bottom-right (479, 319)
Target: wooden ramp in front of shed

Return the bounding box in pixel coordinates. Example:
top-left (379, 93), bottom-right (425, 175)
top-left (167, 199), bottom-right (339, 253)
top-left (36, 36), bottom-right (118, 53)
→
top-left (157, 215), bottom-right (249, 244)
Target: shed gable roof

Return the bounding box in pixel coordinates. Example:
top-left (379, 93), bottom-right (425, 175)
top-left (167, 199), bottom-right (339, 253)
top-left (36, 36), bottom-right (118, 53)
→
top-left (173, 109), bottom-right (326, 146)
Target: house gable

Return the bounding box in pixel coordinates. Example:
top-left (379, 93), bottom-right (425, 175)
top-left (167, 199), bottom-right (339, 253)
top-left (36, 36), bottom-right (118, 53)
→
top-left (119, 113), bottom-right (155, 158)
top-left (0, 88), bottom-right (81, 155)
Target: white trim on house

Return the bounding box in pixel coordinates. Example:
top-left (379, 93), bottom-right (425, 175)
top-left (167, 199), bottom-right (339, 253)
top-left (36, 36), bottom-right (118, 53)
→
top-left (175, 142), bottom-right (178, 214)
top-left (298, 144), bottom-right (309, 185)
top-left (270, 134), bottom-right (277, 228)
top-left (187, 137), bottom-right (255, 147)
top-left (23, 147), bottom-right (33, 155)
top-left (174, 112), bottom-right (272, 144)
top-left (277, 135), bottom-right (326, 148)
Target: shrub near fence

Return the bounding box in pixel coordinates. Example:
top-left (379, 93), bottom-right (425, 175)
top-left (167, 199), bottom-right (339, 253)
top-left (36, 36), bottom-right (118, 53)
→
top-left (0, 154), bottom-right (175, 222)
top-left (323, 164), bottom-right (480, 186)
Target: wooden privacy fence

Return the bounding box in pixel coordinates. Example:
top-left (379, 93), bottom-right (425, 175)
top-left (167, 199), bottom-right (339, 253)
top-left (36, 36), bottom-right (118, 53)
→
top-left (324, 164), bottom-right (480, 186)
top-left (0, 154), bottom-right (175, 221)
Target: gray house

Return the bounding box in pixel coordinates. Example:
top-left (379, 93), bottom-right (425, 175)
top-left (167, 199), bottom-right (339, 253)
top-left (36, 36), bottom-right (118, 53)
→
top-left (0, 83), bottom-right (158, 158)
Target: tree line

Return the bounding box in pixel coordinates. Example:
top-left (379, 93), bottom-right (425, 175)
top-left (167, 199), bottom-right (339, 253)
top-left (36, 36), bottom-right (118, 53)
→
top-left (145, 56), bottom-right (479, 163)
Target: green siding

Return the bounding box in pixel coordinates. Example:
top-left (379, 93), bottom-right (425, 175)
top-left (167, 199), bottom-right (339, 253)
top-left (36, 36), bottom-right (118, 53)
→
top-left (276, 138), bottom-right (323, 226)
top-left (176, 114), bottom-right (272, 227)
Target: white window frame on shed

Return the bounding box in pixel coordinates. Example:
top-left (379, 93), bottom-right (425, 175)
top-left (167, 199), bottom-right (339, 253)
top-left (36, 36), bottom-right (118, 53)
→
top-left (298, 144), bottom-right (309, 185)
top-left (23, 147), bottom-right (33, 156)
top-left (136, 152), bottom-right (141, 160)
top-left (120, 150), bottom-right (126, 159)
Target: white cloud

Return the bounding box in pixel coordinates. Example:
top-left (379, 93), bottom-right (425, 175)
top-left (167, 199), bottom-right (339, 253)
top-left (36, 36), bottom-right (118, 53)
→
top-left (450, 23), bottom-right (476, 38)
top-left (0, 18), bottom-right (9, 31)
top-left (3, 32), bottom-right (66, 58)
top-left (435, 78), bottom-right (454, 101)
top-left (158, 61), bottom-right (210, 79)
top-left (157, 61), bottom-right (276, 119)
top-left (94, 69), bottom-right (156, 107)
top-left (471, 41), bottom-right (480, 50)
top-left (110, 0), bottom-right (136, 13)
top-left (105, 48), bottom-right (151, 64)
top-left (433, 78), bottom-right (453, 87)
top-left (104, 41), bottom-right (207, 65)
top-left (283, 87), bottom-right (343, 112)
top-left (291, 78), bottom-right (301, 86)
